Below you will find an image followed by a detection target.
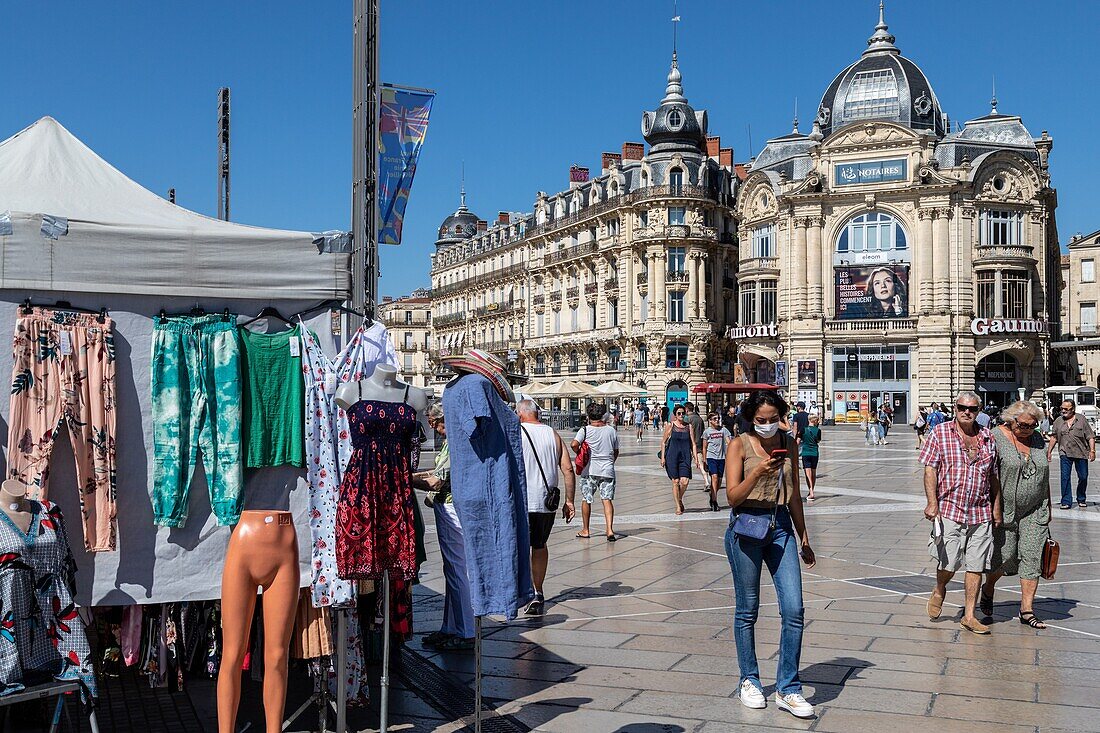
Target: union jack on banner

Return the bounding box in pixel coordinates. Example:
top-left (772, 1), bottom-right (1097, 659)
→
top-left (378, 85), bottom-right (435, 246)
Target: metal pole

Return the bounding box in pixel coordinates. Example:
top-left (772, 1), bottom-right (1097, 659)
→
top-left (380, 569), bottom-right (391, 733)
top-left (336, 610), bottom-right (348, 733)
top-left (352, 0), bottom-right (380, 312)
top-left (474, 616), bottom-right (483, 733)
top-left (217, 87), bottom-right (231, 221)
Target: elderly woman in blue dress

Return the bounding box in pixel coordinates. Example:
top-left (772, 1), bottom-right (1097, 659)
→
top-left (982, 400), bottom-right (1053, 629)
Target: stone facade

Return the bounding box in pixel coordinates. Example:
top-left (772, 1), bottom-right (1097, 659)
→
top-left (1053, 232), bottom-right (1100, 386)
top-left (378, 291), bottom-right (433, 389)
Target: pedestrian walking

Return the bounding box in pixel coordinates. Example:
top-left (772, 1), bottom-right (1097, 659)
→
top-left (661, 404), bottom-right (670, 429)
top-left (914, 405), bottom-right (929, 450)
top-left (920, 391), bottom-right (999, 635)
top-left (633, 403), bottom-right (646, 442)
top-left (517, 400), bottom-right (577, 615)
top-left (791, 402), bottom-right (810, 444)
top-left (723, 404), bottom-right (739, 435)
top-left (412, 403), bottom-right (475, 650)
top-left (926, 402), bottom-right (946, 431)
top-left (702, 414), bottom-right (732, 511)
top-left (572, 403), bottom-right (620, 541)
top-left (1048, 399), bottom-right (1095, 509)
top-left (660, 405), bottom-right (702, 515)
top-left (876, 404), bottom-right (890, 444)
top-left (800, 415), bottom-right (822, 502)
top-left (683, 402), bottom-right (707, 489)
top-left (983, 400), bottom-right (1052, 629)
top-left (724, 390), bottom-right (816, 719)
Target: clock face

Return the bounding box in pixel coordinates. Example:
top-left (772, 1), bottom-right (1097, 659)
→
top-left (641, 112), bottom-right (653, 135)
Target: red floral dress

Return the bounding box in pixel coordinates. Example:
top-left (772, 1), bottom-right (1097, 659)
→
top-left (335, 398), bottom-right (419, 581)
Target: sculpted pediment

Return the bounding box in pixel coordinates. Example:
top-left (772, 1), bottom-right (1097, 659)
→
top-left (823, 121), bottom-right (921, 151)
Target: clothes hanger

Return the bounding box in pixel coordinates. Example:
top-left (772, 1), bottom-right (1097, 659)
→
top-left (23, 298), bottom-right (108, 323)
top-left (156, 307), bottom-right (231, 322)
top-left (292, 299), bottom-right (364, 321)
top-left (239, 305), bottom-right (292, 328)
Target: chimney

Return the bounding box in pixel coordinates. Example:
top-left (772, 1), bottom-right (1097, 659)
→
top-left (734, 163), bottom-right (749, 181)
top-left (706, 136), bottom-right (721, 158)
top-left (601, 152), bottom-right (622, 172)
top-left (622, 142), bottom-right (644, 161)
top-left (719, 148), bottom-right (733, 167)
top-left (382, 296), bottom-right (393, 303)
top-left (498, 211), bottom-right (509, 225)
top-left (477, 220), bottom-right (487, 232)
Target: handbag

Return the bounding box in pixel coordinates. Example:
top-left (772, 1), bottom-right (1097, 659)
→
top-left (1041, 535), bottom-right (1060, 579)
top-left (522, 426), bottom-right (560, 512)
top-left (573, 426), bottom-right (591, 475)
top-left (732, 456), bottom-right (782, 545)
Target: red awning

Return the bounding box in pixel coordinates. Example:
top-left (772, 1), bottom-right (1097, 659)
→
top-left (690, 383), bottom-right (779, 394)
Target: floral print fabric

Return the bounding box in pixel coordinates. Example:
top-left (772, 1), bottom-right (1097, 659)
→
top-left (7, 308), bottom-right (117, 552)
top-left (0, 501), bottom-right (97, 697)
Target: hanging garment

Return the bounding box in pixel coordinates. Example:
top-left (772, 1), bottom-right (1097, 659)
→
top-left (0, 501), bottom-right (97, 697)
top-left (151, 314), bottom-right (243, 528)
top-left (239, 324), bottom-right (305, 468)
top-left (299, 321), bottom-right (397, 607)
top-left (290, 589), bottom-right (333, 659)
top-left (442, 373), bottom-right (533, 620)
top-left (335, 383), bottom-right (418, 581)
top-left (121, 604), bottom-right (142, 666)
top-left (7, 307), bottom-right (118, 552)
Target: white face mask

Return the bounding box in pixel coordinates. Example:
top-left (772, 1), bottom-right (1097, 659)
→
top-left (755, 422), bottom-right (780, 439)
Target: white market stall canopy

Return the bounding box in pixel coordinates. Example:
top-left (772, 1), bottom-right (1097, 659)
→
top-left (0, 117), bottom-right (350, 299)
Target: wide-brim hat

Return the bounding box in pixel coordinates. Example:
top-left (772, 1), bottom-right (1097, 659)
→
top-left (441, 349), bottom-right (515, 403)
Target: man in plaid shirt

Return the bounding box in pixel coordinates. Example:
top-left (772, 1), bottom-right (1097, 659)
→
top-left (918, 391), bottom-right (1001, 635)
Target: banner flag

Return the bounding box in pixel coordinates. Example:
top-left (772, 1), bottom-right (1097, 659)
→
top-left (378, 85), bottom-right (435, 245)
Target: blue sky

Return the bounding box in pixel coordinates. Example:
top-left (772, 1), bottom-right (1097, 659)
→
top-left (5, 2), bottom-right (1096, 300)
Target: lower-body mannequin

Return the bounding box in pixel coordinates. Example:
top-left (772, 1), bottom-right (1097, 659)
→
top-left (218, 511), bottom-right (300, 733)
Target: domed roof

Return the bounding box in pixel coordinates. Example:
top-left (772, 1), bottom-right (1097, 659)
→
top-left (641, 54), bottom-right (708, 153)
top-left (436, 189), bottom-right (479, 247)
top-left (815, 3), bottom-right (946, 139)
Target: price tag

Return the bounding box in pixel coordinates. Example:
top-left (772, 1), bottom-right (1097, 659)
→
top-left (59, 331), bottom-right (73, 356)
top-left (289, 336), bottom-right (300, 358)
top-left (324, 374), bottom-right (338, 396)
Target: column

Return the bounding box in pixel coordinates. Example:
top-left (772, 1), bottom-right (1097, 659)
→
top-left (807, 218), bottom-right (823, 314)
top-left (933, 208), bottom-right (951, 311)
top-left (697, 253), bottom-right (708, 320)
top-left (596, 261), bottom-right (606, 329)
top-left (655, 250), bottom-right (667, 318)
top-left (792, 218), bottom-right (808, 316)
top-left (646, 251), bottom-right (657, 319)
top-left (915, 208), bottom-right (933, 314)
top-left (686, 251), bottom-right (699, 319)
top-left (625, 246), bottom-right (635, 331)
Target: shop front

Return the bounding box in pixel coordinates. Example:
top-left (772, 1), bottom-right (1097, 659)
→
top-left (666, 379), bottom-right (689, 412)
top-left (829, 345), bottom-right (911, 423)
top-left (975, 352), bottom-right (1022, 409)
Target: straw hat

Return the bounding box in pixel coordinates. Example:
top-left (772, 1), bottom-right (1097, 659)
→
top-left (441, 349), bottom-right (515, 403)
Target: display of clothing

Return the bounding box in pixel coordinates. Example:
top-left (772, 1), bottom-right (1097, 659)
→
top-left (291, 589), bottom-right (333, 659)
top-left (0, 500), bottom-right (97, 697)
top-left (151, 313), bottom-right (243, 528)
top-left (239, 324), bottom-right (304, 468)
top-left (299, 321), bottom-right (398, 608)
top-left (335, 383), bottom-right (419, 581)
top-left (442, 373), bottom-right (533, 620)
top-left (7, 307), bottom-right (118, 551)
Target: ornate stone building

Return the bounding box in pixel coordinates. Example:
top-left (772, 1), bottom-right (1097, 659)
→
top-left (734, 6), bottom-right (1060, 420)
top-left (378, 290), bottom-right (433, 389)
top-left (430, 54), bottom-right (739, 409)
top-left (1053, 231), bottom-right (1100, 386)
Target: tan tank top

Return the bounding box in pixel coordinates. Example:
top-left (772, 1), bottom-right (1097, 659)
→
top-left (737, 433), bottom-right (796, 509)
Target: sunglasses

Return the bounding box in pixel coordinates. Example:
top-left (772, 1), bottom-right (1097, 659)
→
top-left (1015, 421), bottom-right (1037, 430)
top-left (1061, 408), bottom-right (1074, 413)
top-left (955, 404), bottom-right (981, 413)
top-left (675, 411), bottom-right (685, 416)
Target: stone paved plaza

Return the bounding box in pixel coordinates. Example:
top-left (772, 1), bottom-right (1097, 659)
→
top-left (378, 423), bottom-right (1100, 733)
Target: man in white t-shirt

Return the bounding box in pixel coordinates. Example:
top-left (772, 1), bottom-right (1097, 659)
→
top-left (517, 400), bottom-right (576, 616)
top-left (571, 403), bottom-right (621, 541)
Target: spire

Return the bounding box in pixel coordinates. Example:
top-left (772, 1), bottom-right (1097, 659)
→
top-left (792, 97), bottom-right (799, 134)
top-left (990, 75), bottom-right (999, 114)
top-left (459, 162), bottom-right (467, 210)
top-left (864, 0), bottom-right (899, 55)
top-left (662, 52), bottom-right (686, 103)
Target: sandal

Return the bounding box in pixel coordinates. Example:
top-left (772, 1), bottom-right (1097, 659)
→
top-left (979, 589), bottom-right (995, 619)
top-left (926, 591), bottom-right (944, 620)
top-left (576, 532), bottom-right (592, 539)
top-left (1019, 611), bottom-right (1047, 629)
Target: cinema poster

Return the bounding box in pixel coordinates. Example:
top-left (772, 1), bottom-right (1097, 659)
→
top-left (835, 264), bottom-right (910, 320)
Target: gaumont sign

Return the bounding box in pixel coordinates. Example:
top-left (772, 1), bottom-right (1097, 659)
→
top-left (724, 323), bottom-right (779, 339)
top-left (969, 318), bottom-right (1048, 336)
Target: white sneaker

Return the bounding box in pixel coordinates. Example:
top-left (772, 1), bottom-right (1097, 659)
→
top-left (738, 680), bottom-right (766, 709)
top-left (775, 692), bottom-right (814, 718)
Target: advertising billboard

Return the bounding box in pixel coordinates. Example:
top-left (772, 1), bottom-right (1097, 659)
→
top-left (797, 360), bottom-right (818, 387)
top-left (775, 360), bottom-right (788, 387)
top-left (835, 265), bottom-right (910, 320)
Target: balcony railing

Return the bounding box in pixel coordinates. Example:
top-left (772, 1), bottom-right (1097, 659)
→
top-left (551, 366), bottom-right (562, 375)
top-left (434, 312), bottom-right (466, 327)
top-left (533, 366), bottom-right (547, 375)
top-left (635, 224), bottom-right (718, 242)
top-left (604, 278), bottom-right (619, 291)
top-left (383, 313), bottom-right (431, 327)
top-left (604, 361), bottom-right (623, 371)
top-left (546, 241), bottom-right (599, 266)
top-left (566, 286), bottom-right (579, 300)
top-left (584, 282), bottom-right (599, 296)
top-left (738, 256), bottom-right (780, 273)
top-left (666, 270), bottom-right (689, 283)
top-left (974, 244), bottom-right (1036, 262)
top-left (473, 300), bottom-right (519, 318)
top-left (825, 318), bottom-right (917, 333)
top-left (532, 294), bottom-right (545, 306)
top-left (586, 364), bottom-right (598, 373)
top-left (666, 359), bottom-right (690, 369)
top-left (637, 272), bottom-right (648, 285)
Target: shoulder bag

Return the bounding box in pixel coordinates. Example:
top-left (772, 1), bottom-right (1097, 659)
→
top-left (521, 426), bottom-right (560, 512)
top-left (573, 426), bottom-right (591, 475)
top-left (731, 450), bottom-right (782, 546)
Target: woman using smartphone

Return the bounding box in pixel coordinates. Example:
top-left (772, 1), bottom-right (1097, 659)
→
top-left (724, 390), bottom-right (816, 720)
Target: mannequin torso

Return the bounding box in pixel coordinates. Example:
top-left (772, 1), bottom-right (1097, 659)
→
top-left (0, 479), bottom-right (33, 534)
top-left (336, 364), bottom-right (430, 438)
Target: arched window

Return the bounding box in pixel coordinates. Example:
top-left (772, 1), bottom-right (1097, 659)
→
top-left (837, 211), bottom-right (908, 252)
top-left (552, 352), bottom-right (562, 374)
top-left (637, 344), bottom-right (647, 367)
top-left (587, 348), bottom-right (597, 372)
top-left (669, 167), bottom-right (683, 193)
top-left (569, 350), bottom-right (579, 373)
top-left (666, 342), bottom-right (689, 368)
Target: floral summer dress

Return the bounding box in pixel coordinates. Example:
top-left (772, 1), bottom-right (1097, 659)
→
top-left (0, 501), bottom-right (96, 697)
top-left (335, 386), bottom-right (419, 582)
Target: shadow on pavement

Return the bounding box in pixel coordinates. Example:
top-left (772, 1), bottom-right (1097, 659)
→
top-left (611, 724), bottom-right (687, 732)
top-left (798, 656), bottom-right (875, 705)
top-left (550, 580), bottom-right (635, 602)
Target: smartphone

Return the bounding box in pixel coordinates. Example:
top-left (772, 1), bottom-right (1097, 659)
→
top-left (769, 448), bottom-right (788, 460)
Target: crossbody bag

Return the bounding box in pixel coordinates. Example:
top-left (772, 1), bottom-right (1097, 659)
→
top-left (521, 426), bottom-right (560, 512)
top-left (731, 450), bottom-right (782, 545)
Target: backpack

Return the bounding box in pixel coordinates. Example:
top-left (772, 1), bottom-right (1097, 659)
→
top-left (573, 426), bottom-right (591, 475)
top-left (927, 411), bottom-right (945, 429)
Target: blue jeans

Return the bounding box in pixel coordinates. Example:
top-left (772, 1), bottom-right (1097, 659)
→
top-left (725, 506), bottom-right (805, 695)
top-left (1060, 455), bottom-right (1089, 506)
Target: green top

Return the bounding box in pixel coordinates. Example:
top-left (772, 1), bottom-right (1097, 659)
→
top-left (239, 325), bottom-right (304, 468)
top-left (800, 426), bottom-right (822, 457)
top-left (991, 427), bottom-right (1050, 526)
